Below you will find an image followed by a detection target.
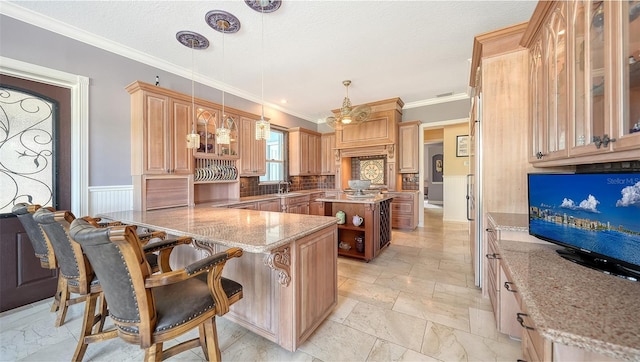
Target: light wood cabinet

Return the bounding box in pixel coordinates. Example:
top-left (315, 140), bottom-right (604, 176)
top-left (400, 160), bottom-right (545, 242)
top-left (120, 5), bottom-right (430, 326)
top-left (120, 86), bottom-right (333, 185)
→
top-left (498, 263), bottom-right (522, 339)
top-left (239, 117), bottom-right (266, 176)
top-left (320, 133), bottom-right (336, 175)
top-left (398, 121), bottom-right (421, 173)
top-left (129, 89), bottom-right (193, 176)
top-left (334, 98), bottom-right (403, 149)
top-left (522, 0), bottom-right (640, 166)
top-left (308, 192), bottom-right (326, 216)
top-left (387, 191), bottom-right (419, 230)
top-left (127, 81), bottom-right (264, 209)
top-left (289, 128), bottom-right (321, 176)
top-left (258, 199), bottom-right (281, 212)
top-left (281, 194), bottom-right (310, 214)
top-left (485, 218), bottom-right (521, 340)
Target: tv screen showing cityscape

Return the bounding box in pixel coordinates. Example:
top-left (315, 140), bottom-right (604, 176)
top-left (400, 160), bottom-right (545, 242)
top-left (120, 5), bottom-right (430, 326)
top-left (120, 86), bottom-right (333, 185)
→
top-left (528, 173), bottom-right (640, 269)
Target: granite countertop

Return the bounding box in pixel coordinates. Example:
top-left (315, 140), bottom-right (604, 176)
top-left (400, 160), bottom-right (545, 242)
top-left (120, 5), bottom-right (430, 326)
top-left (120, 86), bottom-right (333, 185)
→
top-left (316, 193), bottom-right (395, 204)
top-left (497, 240), bottom-right (640, 361)
top-left (98, 206), bottom-right (337, 254)
top-left (487, 212), bottom-right (529, 232)
top-left (207, 189), bottom-right (339, 208)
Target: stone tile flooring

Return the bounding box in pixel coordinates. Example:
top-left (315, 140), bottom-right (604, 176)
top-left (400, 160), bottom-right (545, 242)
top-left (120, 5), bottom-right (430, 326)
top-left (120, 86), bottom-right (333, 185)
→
top-left (0, 209), bottom-right (521, 361)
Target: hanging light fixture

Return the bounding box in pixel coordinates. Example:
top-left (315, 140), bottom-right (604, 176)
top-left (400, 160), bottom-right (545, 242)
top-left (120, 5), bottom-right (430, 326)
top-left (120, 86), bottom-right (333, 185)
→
top-left (206, 10), bottom-right (241, 146)
top-left (324, 80), bottom-right (371, 130)
top-left (245, 0), bottom-right (281, 140)
top-left (176, 31), bottom-right (209, 149)
top-left (254, 2), bottom-right (270, 140)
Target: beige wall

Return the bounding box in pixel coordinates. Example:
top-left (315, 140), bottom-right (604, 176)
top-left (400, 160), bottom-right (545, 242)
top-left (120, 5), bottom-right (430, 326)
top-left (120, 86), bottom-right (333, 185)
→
top-left (443, 123), bottom-right (468, 176)
top-left (424, 129), bottom-right (444, 142)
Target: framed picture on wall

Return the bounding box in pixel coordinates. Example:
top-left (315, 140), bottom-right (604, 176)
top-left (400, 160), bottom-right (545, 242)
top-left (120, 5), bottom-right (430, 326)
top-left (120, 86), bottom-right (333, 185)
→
top-left (456, 135), bottom-right (469, 157)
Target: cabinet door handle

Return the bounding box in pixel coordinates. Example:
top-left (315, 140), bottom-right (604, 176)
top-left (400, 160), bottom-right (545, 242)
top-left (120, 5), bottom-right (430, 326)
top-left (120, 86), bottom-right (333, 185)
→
top-left (485, 228), bottom-right (494, 232)
top-left (516, 313), bottom-right (534, 330)
top-left (504, 282), bottom-right (517, 293)
top-left (485, 253), bottom-right (501, 259)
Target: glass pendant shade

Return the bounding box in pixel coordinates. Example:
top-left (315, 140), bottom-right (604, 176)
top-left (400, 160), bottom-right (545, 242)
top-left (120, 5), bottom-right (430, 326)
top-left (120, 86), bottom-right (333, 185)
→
top-left (186, 133), bottom-right (200, 149)
top-left (256, 117), bottom-right (270, 140)
top-left (216, 122), bottom-right (231, 145)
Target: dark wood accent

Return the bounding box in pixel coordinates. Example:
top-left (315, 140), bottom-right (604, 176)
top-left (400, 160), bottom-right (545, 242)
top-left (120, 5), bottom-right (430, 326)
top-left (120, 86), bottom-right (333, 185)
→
top-left (0, 216), bottom-right (58, 312)
top-left (0, 74), bottom-right (71, 312)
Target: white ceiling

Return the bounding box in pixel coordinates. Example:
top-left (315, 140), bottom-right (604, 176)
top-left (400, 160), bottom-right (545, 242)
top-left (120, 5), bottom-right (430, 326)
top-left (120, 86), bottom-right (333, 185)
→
top-left (3, 1), bottom-right (537, 123)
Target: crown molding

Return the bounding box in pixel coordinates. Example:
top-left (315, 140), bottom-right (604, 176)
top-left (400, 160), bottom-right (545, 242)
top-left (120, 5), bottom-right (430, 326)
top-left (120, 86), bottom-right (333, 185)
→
top-left (1, 2), bottom-right (315, 122)
top-left (403, 93), bottom-right (470, 109)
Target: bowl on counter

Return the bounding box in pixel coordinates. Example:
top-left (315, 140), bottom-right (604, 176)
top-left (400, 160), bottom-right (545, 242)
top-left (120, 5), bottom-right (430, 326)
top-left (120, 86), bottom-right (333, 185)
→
top-left (348, 179), bottom-right (371, 190)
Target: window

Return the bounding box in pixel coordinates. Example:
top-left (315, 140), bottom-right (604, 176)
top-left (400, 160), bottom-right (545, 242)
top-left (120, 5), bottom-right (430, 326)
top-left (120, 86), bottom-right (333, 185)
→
top-left (260, 129), bottom-right (285, 183)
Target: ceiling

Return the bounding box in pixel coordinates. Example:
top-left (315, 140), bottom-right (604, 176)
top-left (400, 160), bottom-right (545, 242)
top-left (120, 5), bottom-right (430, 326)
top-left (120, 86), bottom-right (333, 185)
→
top-left (3, 1), bottom-right (537, 123)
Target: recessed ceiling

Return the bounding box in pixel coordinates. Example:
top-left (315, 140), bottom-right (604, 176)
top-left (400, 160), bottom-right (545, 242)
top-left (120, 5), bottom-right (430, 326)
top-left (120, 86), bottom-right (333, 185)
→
top-left (3, 1), bottom-right (537, 123)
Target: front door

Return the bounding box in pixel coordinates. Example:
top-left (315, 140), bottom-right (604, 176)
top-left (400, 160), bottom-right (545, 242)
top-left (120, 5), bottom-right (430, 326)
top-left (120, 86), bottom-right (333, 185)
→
top-left (0, 74), bottom-right (71, 312)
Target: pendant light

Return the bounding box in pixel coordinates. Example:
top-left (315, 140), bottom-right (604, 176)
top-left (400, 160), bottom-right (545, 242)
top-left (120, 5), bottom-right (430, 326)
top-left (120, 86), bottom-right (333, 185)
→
top-left (175, 31), bottom-right (209, 149)
top-left (206, 10), bottom-right (241, 147)
top-left (245, 0), bottom-right (281, 140)
top-left (216, 23), bottom-right (232, 146)
top-left (255, 3), bottom-right (270, 140)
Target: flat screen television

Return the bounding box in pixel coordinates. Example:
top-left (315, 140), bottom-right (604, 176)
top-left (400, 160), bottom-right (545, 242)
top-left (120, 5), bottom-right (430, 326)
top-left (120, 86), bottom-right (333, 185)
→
top-left (527, 172), bottom-right (640, 281)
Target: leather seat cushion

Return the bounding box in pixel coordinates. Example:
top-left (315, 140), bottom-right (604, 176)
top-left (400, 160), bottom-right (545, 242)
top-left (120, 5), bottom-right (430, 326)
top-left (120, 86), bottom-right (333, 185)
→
top-left (121, 276), bottom-right (242, 334)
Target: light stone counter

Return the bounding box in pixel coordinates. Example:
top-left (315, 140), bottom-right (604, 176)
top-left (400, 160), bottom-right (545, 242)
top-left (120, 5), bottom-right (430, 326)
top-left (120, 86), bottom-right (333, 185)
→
top-left (99, 205), bottom-right (337, 253)
top-left (487, 212), bottom-right (529, 232)
top-left (99, 205), bottom-right (338, 352)
top-left (497, 239), bottom-right (640, 361)
top-left (316, 192), bottom-right (394, 204)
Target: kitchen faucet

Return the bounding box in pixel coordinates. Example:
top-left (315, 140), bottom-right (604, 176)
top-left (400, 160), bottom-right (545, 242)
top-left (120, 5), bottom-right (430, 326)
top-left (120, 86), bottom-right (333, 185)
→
top-left (278, 180), bottom-right (290, 194)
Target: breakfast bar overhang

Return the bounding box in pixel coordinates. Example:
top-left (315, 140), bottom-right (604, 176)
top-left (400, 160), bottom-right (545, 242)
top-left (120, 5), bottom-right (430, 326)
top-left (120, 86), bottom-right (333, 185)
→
top-left (99, 206), bottom-right (338, 352)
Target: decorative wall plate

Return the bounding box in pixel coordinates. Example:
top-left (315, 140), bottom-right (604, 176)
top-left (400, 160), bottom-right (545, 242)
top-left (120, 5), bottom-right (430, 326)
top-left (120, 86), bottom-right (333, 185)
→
top-left (176, 31), bottom-right (209, 49)
top-left (244, 0), bottom-right (282, 13)
top-left (205, 10), bottom-right (241, 33)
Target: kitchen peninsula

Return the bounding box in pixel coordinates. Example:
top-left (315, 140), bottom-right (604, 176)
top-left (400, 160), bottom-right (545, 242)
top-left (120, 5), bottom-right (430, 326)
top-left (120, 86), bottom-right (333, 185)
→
top-left (316, 193), bottom-right (393, 261)
top-left (98, 206), bottom-right (337, 352)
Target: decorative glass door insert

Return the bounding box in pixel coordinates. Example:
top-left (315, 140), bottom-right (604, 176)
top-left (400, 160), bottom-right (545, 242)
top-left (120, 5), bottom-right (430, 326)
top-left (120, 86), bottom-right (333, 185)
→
top-left (0, 86), bottom-right (56, 214)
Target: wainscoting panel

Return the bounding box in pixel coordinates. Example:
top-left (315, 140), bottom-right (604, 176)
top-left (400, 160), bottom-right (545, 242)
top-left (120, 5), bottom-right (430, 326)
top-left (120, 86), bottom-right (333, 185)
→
top-left (88, 185), bottom-right (133, 216)
top-left (443, 175), bottom-right (468, 223)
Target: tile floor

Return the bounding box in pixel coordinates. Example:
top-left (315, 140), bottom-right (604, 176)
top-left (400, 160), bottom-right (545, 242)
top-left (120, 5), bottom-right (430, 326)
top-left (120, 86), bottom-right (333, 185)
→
top-left (0, 209), bottom-right (522, 361)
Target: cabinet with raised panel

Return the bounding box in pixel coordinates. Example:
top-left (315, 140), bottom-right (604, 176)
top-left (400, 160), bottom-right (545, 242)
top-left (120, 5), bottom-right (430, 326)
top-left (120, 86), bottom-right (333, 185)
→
top-left (398, 121), bottom-right (421, 173)
top-left (239, 116), bottom-right (266, 176)
top-left (321, 133), bottom-right (336, 175)
top-left (289, 128), bottom-right (321, 176)
top-left (129, 85), bottom-right (193, 176)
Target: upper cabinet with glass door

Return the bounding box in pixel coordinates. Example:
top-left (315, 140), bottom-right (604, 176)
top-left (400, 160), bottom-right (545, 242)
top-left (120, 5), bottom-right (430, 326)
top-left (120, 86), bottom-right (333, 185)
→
top-left (528, 2), bottom-right (569, 163)
top-left (194, 106), bottom-right (239, 159)
top-left (613, 0), bottom-right (640, 150)
top-left (523, 0), bottom-right (640, 166)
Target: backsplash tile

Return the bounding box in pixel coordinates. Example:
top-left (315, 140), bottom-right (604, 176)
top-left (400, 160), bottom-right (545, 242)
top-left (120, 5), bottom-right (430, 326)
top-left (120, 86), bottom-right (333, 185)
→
top-left (240, 175), bottom-right (336, 197)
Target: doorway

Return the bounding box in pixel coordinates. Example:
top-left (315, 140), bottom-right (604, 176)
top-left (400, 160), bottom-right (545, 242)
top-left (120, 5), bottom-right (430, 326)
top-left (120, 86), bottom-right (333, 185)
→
top-left (418, 118), bottom-right (469, 227)
top-left (424, 141), bottom-right (444, 208)
top-left (0, 74), bottom-right (71, 311)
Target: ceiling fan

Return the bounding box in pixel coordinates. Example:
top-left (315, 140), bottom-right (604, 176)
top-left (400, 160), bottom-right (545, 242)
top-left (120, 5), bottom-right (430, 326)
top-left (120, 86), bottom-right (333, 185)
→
top-left (325, 80), bottom-right (372, 130)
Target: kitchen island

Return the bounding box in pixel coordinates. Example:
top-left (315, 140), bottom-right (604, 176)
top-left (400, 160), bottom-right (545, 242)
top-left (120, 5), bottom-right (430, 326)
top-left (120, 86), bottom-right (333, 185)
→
top-left (99, 206), bottom-right (338, 352)
top-left (316, 193), bottom-right (393, 261)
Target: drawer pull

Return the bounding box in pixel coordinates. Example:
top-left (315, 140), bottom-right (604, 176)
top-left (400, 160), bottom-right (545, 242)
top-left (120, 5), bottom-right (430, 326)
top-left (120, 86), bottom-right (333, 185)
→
top-left (516, 313), bottom-right (534, 330)
top-left (504, 282), bottom-right (517, 293)
top-left (485, 228), bottom-right (494, 232)
top-left (485, 253), bottom-right (501, 259)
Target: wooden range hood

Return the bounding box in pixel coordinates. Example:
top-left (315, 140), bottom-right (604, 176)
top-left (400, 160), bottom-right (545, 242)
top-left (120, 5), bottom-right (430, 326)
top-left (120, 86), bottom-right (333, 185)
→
top-left (333, 98), bottom-right (404, 191)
